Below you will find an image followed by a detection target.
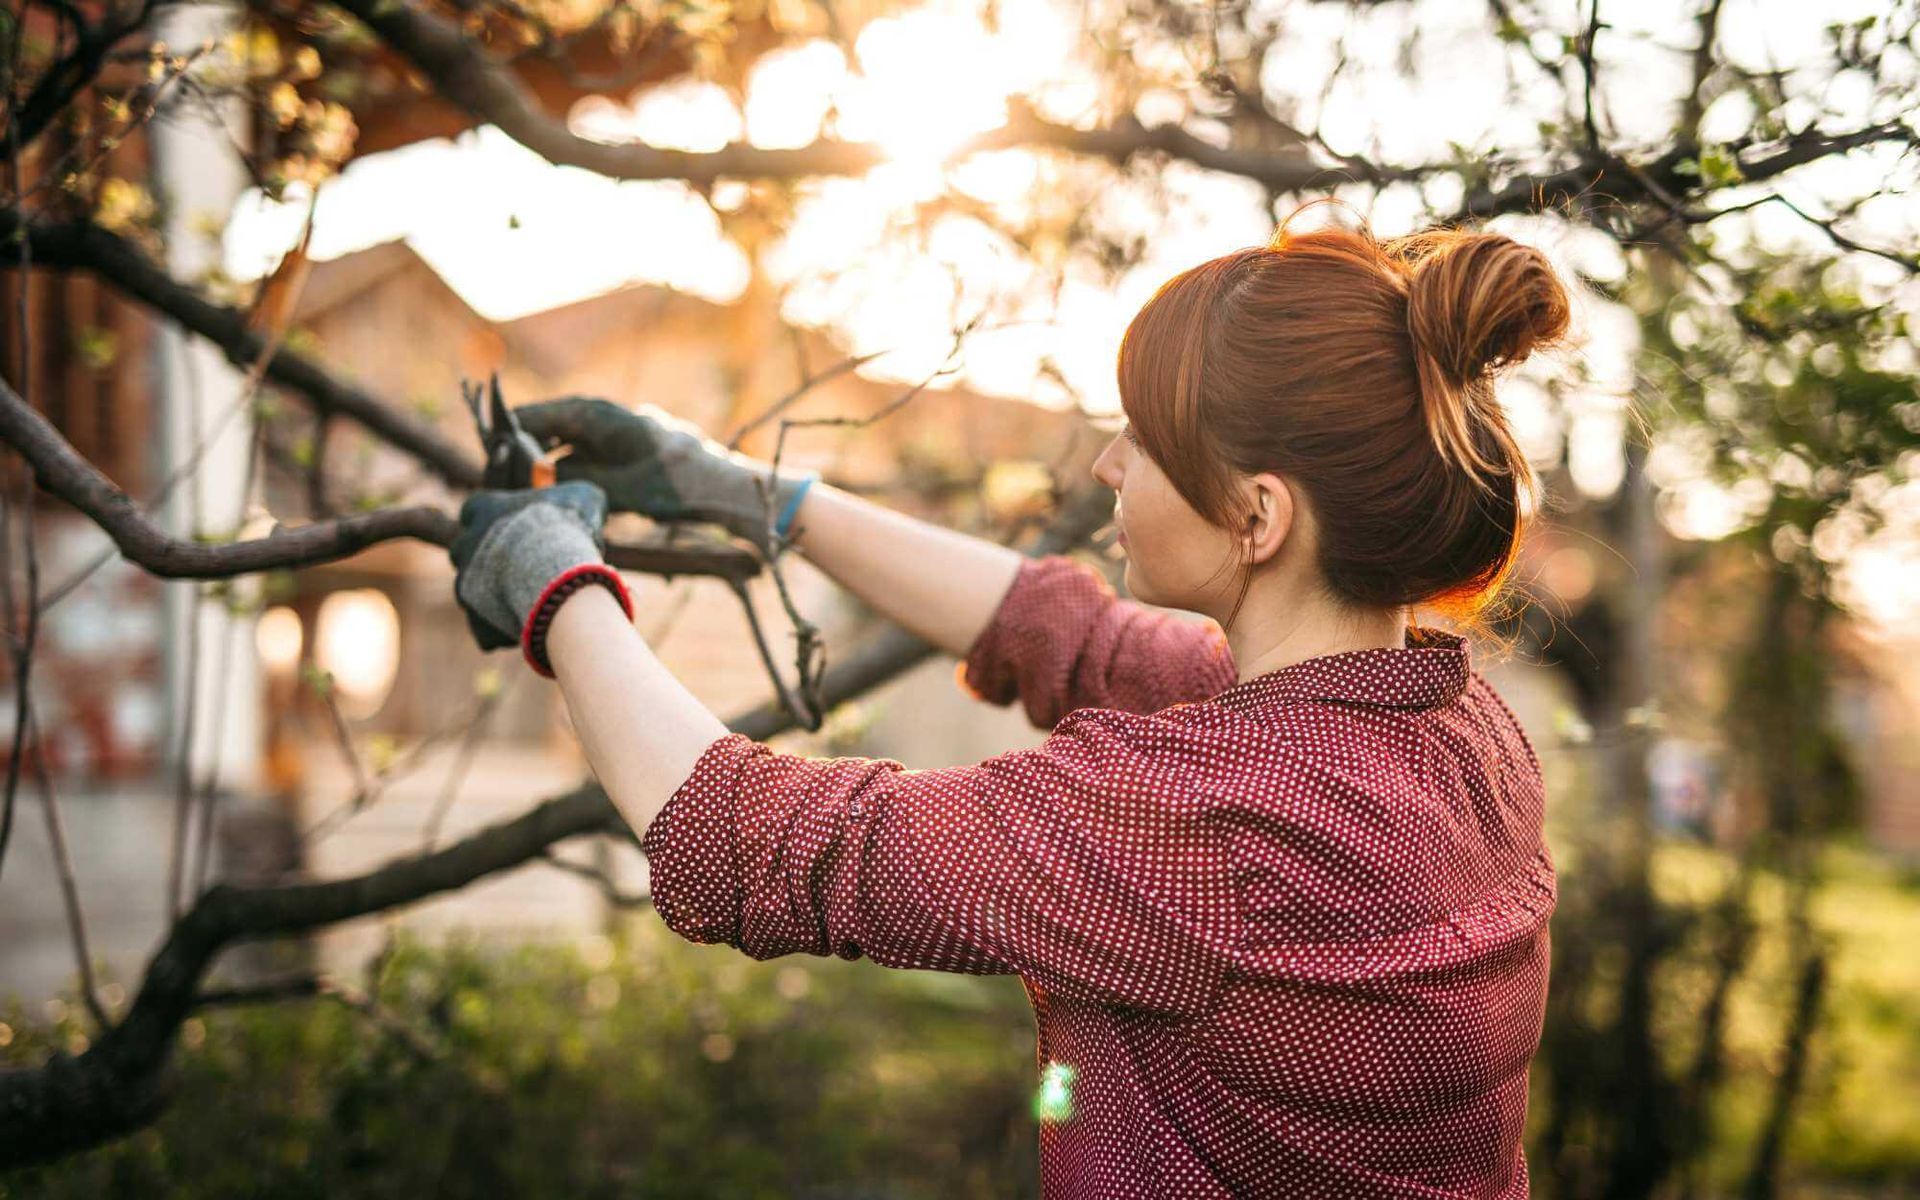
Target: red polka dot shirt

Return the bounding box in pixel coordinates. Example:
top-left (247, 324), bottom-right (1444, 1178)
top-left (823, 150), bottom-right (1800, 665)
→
top-left (642, 554), bottom-right (1556, 1198)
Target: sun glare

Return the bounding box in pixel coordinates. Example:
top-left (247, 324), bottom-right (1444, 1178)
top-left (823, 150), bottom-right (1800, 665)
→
top-left (742, 2), bottom-right (1076, 169)
top-left (837, 10), bottom-right (1013, 166)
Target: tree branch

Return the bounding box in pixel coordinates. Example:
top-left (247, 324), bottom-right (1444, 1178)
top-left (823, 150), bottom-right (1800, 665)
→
top-left (2, 0), bottom-right (163, 152)
top-left (322, 0), bottom-right (1920, 246)
top-left (1459, 120), bottom-right (1918, 221)
top-left (538, 846), bottom-right (651, 909)
top-left (0, 370), bottom-right (458, 576)
top-left (1678, 0), bottom-right (1728, 143)
top-left (0, 778), bottom-right (619, 1167)
top-left (0, 372), bottom-right (763, 582)
top-left (0, 208), bottom-right (483, 488)
top-left (1579, 0), bottom-right (1604, 152)
top-left (329, 0), bottom-right (1409, 193)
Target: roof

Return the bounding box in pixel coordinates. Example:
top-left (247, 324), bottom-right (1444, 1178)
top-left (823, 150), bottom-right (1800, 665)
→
top-left (292, 240), bottom-right (484, 326)
top-left (494, 284), bottom-right (703, 378)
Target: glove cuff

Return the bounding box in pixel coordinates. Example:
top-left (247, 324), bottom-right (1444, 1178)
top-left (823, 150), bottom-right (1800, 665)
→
top-left (519, 562), bottom-right (634, 679)
top-left (772, 471), bottom-right (819, 543)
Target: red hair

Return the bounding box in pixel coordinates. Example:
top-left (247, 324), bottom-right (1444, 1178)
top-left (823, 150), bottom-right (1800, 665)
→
top-left (1116, 201), bottom-right (1572, 640)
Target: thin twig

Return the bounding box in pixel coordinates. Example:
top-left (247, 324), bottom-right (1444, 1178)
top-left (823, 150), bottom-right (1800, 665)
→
top-left (734, 318), bottom-right (993, 728)
top-left (723, 350), bottom-right (885, 450)
top-left (419, 681), bottom-right (511, 852)
top-left (302, 686), bottom-right (505, 843)
top-left (538, 845), bottom-right (652, 909)
top-left (192, 974), bottom-right (475, 1078)
top-left (26, 703), bottom-right (108, 1027)
top-left (187, 419), bottom-right (269, 899)
top-left (37, 379), bottom-right (259, 611)
top-left (166, 340), bottom-right (212, 921)
top-left (193, 974), bottom-right (323, 1008)
top-left (0, 36), bottom-right (39, 886)
top-left (1580, 0), bottom-right (1604, 152)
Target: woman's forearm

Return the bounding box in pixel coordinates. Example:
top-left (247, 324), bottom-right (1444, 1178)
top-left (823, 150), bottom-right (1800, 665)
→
top-left (542, 482), bottom-right (1026, 833)
top-left (785, 482), bottom-right (1023, 659)
top-left (547, 584), bottom-right (729, 836)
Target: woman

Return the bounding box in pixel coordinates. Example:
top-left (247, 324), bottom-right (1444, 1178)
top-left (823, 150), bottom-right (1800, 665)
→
top-left (448, 207), bottom-right (1567, 1198)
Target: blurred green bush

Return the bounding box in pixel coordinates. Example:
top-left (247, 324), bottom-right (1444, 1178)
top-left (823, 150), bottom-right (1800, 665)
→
top-left (0, 919), bottom-right (1040, 1199)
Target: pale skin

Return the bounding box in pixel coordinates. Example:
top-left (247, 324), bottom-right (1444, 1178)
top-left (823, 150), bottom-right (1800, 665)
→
top-left (546, 423), bottom-right (1409, 840)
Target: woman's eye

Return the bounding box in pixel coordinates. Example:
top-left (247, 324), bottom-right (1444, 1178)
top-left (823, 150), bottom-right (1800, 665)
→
top-left (1122, 426), bottom-right (1140, 447)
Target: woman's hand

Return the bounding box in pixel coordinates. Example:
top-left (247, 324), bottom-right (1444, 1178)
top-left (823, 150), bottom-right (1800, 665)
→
top-left (512, 397), bottom-right (818, 556)
top-left (449, 480), bottom-right (634, 676)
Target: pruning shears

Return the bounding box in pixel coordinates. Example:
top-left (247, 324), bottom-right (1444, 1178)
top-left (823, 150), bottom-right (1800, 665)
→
top-left (462, 371), bottom-right (556, 490)
top-left (456, 372), bottom-right (827, 732)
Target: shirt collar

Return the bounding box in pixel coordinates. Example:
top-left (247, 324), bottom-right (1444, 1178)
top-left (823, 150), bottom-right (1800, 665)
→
top-left (1205, 627), bottom-right (1471, 716)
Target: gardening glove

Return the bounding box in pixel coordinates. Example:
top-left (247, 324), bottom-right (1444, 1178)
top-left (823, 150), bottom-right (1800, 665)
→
top-left (511, 397), bottom-right (818, 557)
top-left (449, 481), bottom-right (634, 678)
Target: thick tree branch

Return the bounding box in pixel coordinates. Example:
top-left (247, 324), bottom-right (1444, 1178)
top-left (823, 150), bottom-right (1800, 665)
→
top-left (0, 355), bottom-right (762, 582)
top-left (0, 779), bottom-right (620, 1167)
top-left (0, 208), bottom-right (483, 488)
top-left (980, 99), bottom-right (1409, 192)
top-left (1460, 121), bottom-right (1918, 220)
top-left (331, 0), bottom-right (888, 184)
top-left (0, 371), bottom-right (458, 576)
top-left (329, 0), bottom-right (1406, 193)
top-left (321, 0), bottom-right (1920, 244)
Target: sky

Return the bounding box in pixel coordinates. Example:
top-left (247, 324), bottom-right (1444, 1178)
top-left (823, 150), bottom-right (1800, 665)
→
top-left (222, 0), bottom-right (1920, 632)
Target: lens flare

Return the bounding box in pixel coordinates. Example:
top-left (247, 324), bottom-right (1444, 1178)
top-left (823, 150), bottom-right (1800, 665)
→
top-left (1033, 1060), bottom-right (1076, 1123)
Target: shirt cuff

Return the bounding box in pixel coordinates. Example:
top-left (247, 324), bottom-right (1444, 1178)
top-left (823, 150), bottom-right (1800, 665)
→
top-left (954, 556), bottom-right (1044, 706)
top-left (639, 731), bottom-right (765, 946)
top-left (955, 555), bottom-right (1110, 709)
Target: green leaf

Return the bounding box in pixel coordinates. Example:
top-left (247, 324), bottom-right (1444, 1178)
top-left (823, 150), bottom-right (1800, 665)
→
top-left (301, 662), bottom-right (334, 698)
top-left (73, 326), bottom-right (119, 371)
top-left (1698, 145), bottom-right (1746, 187)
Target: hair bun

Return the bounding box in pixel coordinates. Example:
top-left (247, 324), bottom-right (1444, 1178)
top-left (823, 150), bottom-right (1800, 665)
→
top-left (1401, 232), bottom-right (1571, 388)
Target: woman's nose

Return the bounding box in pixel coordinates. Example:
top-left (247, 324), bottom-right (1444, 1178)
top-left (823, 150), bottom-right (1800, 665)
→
top-left (1092, 437), bottom-right (1122, 489)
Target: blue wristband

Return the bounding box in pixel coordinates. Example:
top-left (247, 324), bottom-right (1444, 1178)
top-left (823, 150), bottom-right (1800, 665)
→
top-left (773, 472), bottom-right (818, 541)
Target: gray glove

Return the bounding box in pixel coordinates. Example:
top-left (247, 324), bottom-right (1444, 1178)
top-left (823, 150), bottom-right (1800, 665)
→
top-left (512, 397), bottom-right (818, 556)
top-left (450, 481), bottom-right (632, 676)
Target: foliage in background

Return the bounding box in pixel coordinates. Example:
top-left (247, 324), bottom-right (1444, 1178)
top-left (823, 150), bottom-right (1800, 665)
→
top-left (1, 920), bottom-right (1040, 1200)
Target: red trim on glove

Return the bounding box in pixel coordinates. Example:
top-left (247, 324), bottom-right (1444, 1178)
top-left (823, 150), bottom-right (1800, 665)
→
top-left (519, 563), bottom-right (635, 678)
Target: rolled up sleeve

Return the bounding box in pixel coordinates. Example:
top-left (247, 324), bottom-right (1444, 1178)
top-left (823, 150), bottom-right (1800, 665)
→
top-left (641, 713), bottom-right (1238, 1018)
top-left (957, 555), bottom-right (1237, 728)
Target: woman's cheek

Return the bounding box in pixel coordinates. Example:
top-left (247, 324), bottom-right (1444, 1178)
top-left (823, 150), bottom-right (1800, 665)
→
top-left (1123, 502), bottom-right (1176, 600)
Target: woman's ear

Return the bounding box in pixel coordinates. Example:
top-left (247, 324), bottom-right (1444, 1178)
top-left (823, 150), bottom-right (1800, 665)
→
top-left (1243, 472), bottom-right (1293, 567)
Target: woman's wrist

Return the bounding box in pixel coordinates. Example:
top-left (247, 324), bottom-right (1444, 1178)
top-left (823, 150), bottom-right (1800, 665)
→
top-left (520, 562), bottom-right (632, 678)
top-left (547, 580), bottom-right (635, 678)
